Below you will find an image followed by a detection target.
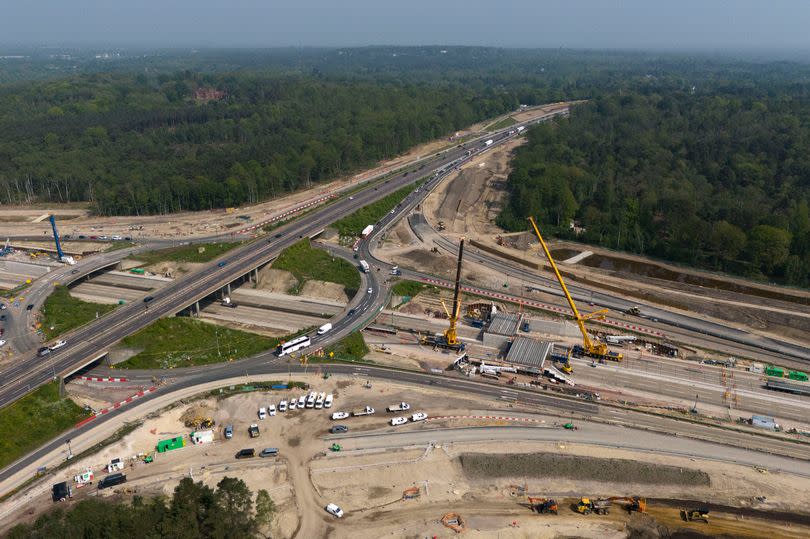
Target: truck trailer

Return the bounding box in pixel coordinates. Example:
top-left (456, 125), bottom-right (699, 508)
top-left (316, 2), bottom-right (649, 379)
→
top-left (359, 260), bottom-right (370, 273)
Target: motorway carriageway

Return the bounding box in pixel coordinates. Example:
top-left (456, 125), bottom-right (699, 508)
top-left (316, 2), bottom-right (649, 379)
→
top-left (0, 113), bottom-right (556, 410)
top-left (3, 359), bottom-right (810, 492)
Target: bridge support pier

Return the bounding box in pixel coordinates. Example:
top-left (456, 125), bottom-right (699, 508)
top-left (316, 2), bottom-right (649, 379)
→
top-left (194, 301), bottom-right (200, 317)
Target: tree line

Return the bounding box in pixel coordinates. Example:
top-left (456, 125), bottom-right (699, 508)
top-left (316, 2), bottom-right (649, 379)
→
top-left (498, 88), bottom-right (810, 286)
top-left (8, 477), bottom-right (275, 539)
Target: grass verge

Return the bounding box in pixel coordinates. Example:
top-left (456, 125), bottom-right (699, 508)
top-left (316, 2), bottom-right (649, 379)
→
top-left (115, 318), bottom-right (279, 369)
top-left (272, 239), bottom-right (360, 296)
top-left (321, 331), bottom-right (370, 362)
top-left (0, 382), bottom-right (89, 470)
top-left (128, 241), bottom-right (242, 266)
top-left (333, 182), bottom-right (420, 237)
top-left (485, 116), bottom-right (517, 131)
top-left (391, 280), bottom-right (436, 298)
top-left (41, 286), bottom-right (117, 339)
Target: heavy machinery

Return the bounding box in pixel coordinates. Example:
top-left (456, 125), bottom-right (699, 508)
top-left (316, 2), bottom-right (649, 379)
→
top-left (608, 496), bottom-right (647, 513)
top-left (682, 507), bottom-right (710, 523)
top-left (527, 497), bottom-right (558, 514)
top-left (421, 239), bottom-right (466, 352)
top-left (48, 215), bottom-right (75, 265)
top-left (577, 497), bottom-right (611, 515)
top-left (527, 217), bottom-right (622, 362)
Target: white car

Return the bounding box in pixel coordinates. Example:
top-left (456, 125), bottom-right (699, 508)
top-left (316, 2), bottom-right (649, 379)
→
top-left (324, 394), bottom-right (333, 408)
top-left (0, 340), bottom-right (6, 348)
top-left (325, 503), bottom-right (344, 518)
top-left (297, 395), bottom-right (306, 408)
top-left (367, 287), bottom-right (373, 294)
top-left (331, 412), bottom-right (349, 420)
top-left (268, 404), bottom-right (277, 416)
top-left (279, 400), bottom-right (288, 412)
top-left (50, 339), bottom-right (68, 350)
top-left (390, 417), bottom-right (407, 426)
top-left (288, 398), bottom-right (297, 410)
top-left (258, 407), bottom-right (267, 420)
top-left (411, 412), bottom-right (428, 422)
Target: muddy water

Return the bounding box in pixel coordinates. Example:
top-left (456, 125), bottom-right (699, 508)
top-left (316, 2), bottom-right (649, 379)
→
top-left (551, 248), bottom-right (808, 306)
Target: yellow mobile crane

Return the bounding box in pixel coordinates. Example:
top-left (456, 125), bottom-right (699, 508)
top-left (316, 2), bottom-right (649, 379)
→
top-left (527, 217), bottom-right (622, 362)
top-left (421, 239), bottom-right (466, 352)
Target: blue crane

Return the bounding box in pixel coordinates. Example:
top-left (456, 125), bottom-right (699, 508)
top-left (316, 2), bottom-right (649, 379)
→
top-left (48, 215), bottom-right (65, 260)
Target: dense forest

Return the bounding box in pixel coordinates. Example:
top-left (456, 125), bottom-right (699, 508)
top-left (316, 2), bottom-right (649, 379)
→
top-left (7, 477), bottom-right (274, 539)
top-left (498, 90), bottom-right (810, 286)
top-left (4, 47), bottom-right (809, 216)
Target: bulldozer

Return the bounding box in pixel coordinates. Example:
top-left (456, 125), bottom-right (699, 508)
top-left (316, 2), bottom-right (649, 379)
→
top-left (682, 507), bottom-right (710, 523)
top-left (577, 497), bottom-right (611, 515)
top-left (527, 497), bottom-right (558, 514)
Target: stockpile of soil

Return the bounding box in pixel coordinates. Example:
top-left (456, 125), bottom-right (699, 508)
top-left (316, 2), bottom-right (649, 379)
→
top-left (459, 453), bottom-right (710, 486)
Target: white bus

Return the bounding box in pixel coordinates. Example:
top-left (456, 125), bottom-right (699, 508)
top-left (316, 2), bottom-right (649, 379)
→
top-left (277, 335), bottom-right (311, 356)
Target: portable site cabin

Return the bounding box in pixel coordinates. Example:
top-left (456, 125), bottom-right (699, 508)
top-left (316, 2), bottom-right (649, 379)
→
top-left (156, 436), bottom-right (186, 453)
top-left (190, 429), bottom-right (214, 445)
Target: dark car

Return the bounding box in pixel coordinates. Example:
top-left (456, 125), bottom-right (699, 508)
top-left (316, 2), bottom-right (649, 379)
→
top-left (0, 314), bottom-right (6, 321)
top-left (347, 309), bottom-right (356, 316)
top-left (52, 481), bottom-right (72, 502)
top-left (26, 304), bottom-right (34, 311)
top-left (274, 233), bottom-right (284, 238)
top-left (236, 448), bottom-right (255, 459)
top-left (217, 261), bottom-right (227, 267)
top-left (38, 347), bottom-right (51, 357)
top-left (143, 296), bottom-right (154, 303)
top-left (330, 425), bottom-right (348, 434)
top-left (78, 235), bottom-right (86, 239)
top-left (70, 269), bottom-right (79, 274)
top-left (98, 473), bottom-right (127, 490)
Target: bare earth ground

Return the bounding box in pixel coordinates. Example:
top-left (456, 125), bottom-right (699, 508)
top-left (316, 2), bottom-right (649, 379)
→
top-left (6, 374), bottom-right (810, 538)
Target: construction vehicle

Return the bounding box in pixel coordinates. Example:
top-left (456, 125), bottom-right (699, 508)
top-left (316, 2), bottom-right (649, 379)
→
top-left (577, 497), bottom-right (611, 515)
top-left (608, 496), bottom-right (647, 513)
top-left (550, 349), bottom-right (574, 374)
top-left (330, 443), bottom-right (342, 452)
top-left (527, 217), bottom-right (622, 362)
top-left (421, 239), bottom-right (466, 352)
top-left (625, 306), bottom-right (640, 316)
top-left (527, 497), bottom-right (558, 514)
top-left (48, 215), bottom-right (75, 265)
top-left (682, 507), bottom-right (709, 523)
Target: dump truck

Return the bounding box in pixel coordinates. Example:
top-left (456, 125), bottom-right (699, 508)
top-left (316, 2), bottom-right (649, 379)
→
top-left (351, 406), bottom-right (375, 417)
top-left (528, 497), bottom-right (558, 514)
top-left (577, 497), bottom-right (611, 515)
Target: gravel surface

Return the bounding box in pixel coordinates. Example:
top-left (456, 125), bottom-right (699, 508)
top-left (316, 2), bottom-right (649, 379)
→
top-left (459, 452), bottom-right (711, 486)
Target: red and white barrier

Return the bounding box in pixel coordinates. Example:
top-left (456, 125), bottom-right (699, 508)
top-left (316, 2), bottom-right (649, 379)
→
top-left (418, 277), bottom-right (666, 338)
top-left (428, 415), bottom-right (545, 423)
top-left (236, 194), bottom-right (337, 235)
top-left (74, 386), bottom-right (158, 428)
top-left (79, 376), bottom-right (128, 383)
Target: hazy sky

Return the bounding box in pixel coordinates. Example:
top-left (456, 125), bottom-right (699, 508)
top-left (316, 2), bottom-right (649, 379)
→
top-left (3, 0), bottom-right (809, 51)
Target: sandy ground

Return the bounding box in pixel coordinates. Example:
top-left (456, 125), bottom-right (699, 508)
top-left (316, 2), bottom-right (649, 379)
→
top-left (5, 372), bottom-right (810, 539)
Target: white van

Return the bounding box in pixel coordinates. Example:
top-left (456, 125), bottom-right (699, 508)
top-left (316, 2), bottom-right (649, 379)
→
top-left (317, 323), bottom-right (332, 335)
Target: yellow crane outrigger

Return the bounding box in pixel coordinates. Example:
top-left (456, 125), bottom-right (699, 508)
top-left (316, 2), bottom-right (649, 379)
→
top-left (527, 216), bottom-right (622, 362)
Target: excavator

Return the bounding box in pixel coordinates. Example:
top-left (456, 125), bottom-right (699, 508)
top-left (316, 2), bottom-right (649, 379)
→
top-left (421, 239), bottom-right (466, 352)
top-left (608, 496), bottom-right (647, 513)
top-left (527, 217), bottom-right (623, 362)
top-left (577, 496), bottom-right (646, 515)
top-left (682, 507), bottom-right (710, 523)
top-left (527, 497), bottom-right (558, 514)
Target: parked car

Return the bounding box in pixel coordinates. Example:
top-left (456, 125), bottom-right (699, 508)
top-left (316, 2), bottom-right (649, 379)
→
top-left (259, 448), bottom-right (279, 458)
top-left (0, 340), bottom-right (6, 348)
top-left (297, 395), bottom-right (306, 408)
top-left (37, 347), bottom-right (51, 357)
top-left (288, 398), bottom-right (297, 410)
top-left (224, 425), bottom-right (234, 439)
top-left (26, 304), bottom-right (34, 310)
top-left (236, 448), bottom-right (255, 459)
top-left (268, 404), bottom-right (277, 416)
top-left (325, 503), bottom-right (344, 518)
top-left (390, 417), bottom-right (408, 426)
top-left (331, 412), bottom-right (349, 420)
top-left (411, 412), bottom-right (428, 422)
top-left (330, 425), bottom-right (348, 434)
top-left (143, 296), bottom-right (154, 303)
top-left (279, 400), bottom-right (288, 412)
top-left (258, 407), bottom-right (267, 420)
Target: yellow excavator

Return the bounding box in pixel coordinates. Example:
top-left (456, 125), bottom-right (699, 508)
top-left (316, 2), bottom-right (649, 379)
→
top-left (527, 217), bottom-right (622, 362)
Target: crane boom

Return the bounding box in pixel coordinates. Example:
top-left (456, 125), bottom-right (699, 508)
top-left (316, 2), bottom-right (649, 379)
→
top-left (527, 217), bottom-right (619, 360)
top-left (444, 238), bottom-right (465, 346)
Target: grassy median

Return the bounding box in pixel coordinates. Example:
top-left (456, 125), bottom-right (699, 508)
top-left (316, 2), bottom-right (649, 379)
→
top-left (0, 382), bottom-right (89, 470)
top-left (41, 286), bottom-right (117, 339)
top-left (272, 239), bottom-right (360, 296)
top-left (485, 116), bottom-right (517, 131)
top-left (333, 182), bottom-right (418, 237)
top-left (128, 241), bottom-right (242, 266)
top-left (115, 318), bottom-right (279, 370)
top-left (322, 331), bottom-right (370, 361)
